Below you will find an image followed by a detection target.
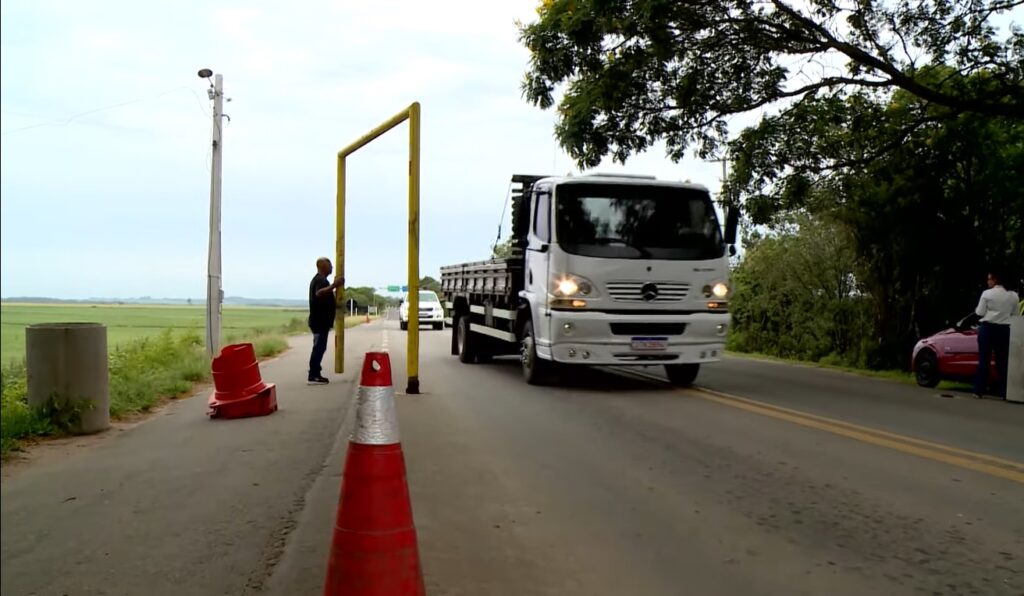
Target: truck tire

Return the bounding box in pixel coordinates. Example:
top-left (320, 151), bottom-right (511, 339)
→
top-left (520, 319), bottom-right (549, 385)
top-left (457, 316), bottom-right (477, 364)
top-left (665, 363), bottom-right (700, 387)
top-left (400, 320), bottom-right (408, 331)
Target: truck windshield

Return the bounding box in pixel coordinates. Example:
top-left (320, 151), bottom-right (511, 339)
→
top-left (555, 183), bottom-right (725, 260)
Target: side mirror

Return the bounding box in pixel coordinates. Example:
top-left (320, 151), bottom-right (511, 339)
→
top-left (724, 206), bottom-right (739, 246)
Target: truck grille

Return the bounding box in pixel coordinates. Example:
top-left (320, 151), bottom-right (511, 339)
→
top-left (606, 281), bottom-right (690, 303)
top-left (609, 323), bottom-right (687, 336)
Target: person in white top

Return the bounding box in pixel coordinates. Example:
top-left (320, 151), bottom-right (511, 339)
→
top-left (973, 270), bottom-right (1020, 399)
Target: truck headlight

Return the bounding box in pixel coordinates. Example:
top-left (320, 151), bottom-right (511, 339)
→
top-left (551, 274), bottom-right (596, 298)
top-left (703, 282), bottom-right (730, 298)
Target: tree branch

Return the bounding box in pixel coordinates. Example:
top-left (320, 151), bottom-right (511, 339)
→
top-left (770, 0), bottom-right (1024, 118)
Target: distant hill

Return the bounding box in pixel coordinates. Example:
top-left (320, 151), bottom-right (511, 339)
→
top-left (1, 296), bottom-right (307, 308)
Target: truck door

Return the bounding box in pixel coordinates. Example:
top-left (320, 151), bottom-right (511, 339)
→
top-left (525, 187), bottom-right (553, 351)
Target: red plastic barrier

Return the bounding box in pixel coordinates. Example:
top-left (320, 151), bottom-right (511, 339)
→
top-left (207, 343), bottom-right (278, 419)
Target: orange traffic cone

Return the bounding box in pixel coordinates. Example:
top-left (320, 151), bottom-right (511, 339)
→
top-left (323, 352), bottom-right (425, 596)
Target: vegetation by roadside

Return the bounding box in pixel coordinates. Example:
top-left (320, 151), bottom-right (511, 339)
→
top-left (0, 314), bottom-right (375, 458)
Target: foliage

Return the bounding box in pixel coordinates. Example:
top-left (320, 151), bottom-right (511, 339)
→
top-left (519, 0), bottom-right (1024, 169)
top-left (728, 215), bottom-right (875, 366)
top-left (106, 331), bottom-right (211, 417)
top-left (492, 237), bottom-right (515, 259)
top-left (0, 321), bottom-right (300, 457)
top-left (735, 83), bottom-right (1022, 365)
top-left (419, 276), bottom-right (443, 294)
top-left (342, 286), bottom-right (380, 311)
top-left (1, 361), bottom-right (53, 456)
top-left (729, 88), bottom-right (1022, 369)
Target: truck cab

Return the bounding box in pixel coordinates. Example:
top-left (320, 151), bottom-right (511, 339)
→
top-left (441, 173), bottom-right (738, 386)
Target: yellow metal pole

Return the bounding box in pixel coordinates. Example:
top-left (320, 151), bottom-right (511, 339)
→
top-left (332, 103), bottom-right (419, 383)
top-left (334, 155), bottom-right (346, 374)
top-left (406, 102), bottom-right (421, 394)
top-left (338, 108), bottom-right (413, 159)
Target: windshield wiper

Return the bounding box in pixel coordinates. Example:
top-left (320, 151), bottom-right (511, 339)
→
top-left (592, 237), bottom-right (653, 258)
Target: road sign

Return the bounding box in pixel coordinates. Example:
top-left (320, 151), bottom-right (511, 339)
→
top-left (387, 285), bottom-right (401, 292)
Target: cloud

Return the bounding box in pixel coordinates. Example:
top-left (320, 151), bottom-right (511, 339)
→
top-left (2, 0), bottom-right (742, 300)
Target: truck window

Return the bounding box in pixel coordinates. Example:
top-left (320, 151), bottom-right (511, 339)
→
top-left (533, 192), bottom-right (551, 242)
top-left (555, 183), bottom-right (725, 260)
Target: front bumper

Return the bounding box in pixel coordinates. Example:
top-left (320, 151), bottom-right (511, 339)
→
top-left (401, 311), bottom-right (445, 323)
top-left (543, 309), bottom-right (729, 366)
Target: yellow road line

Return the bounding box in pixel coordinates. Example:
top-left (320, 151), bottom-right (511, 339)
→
top-left (694, 386), bottom-right (1024, 471)
top-left (617, 370), bottom-right (1024, 484)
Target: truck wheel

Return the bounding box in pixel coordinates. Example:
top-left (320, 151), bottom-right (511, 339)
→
top-left (665, 363), bottom-right (700, 387)
top-left (400, 320), bottom-right (408, 331)
top-left (520, 319), bottom-right (548, 385)
top-left (457, 316), bottom-right (477, 364)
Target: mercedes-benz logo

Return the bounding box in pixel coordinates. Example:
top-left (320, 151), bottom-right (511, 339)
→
top-left (641, 282), bottom-right (659, 301)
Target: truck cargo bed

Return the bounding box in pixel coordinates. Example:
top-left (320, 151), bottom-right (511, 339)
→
top-left (440, 257), bottom-right (523, 300)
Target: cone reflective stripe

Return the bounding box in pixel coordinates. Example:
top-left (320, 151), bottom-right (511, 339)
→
top-left (324, 352), bottom-right (425, 596)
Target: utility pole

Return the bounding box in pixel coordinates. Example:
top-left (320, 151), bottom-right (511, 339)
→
top-left (706, 156), bottom-right (728, 197)
top-left (199, 69), bottom-right (225, 358)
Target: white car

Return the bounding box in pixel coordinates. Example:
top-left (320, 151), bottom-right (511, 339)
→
top-left (399, 291), bottom-right (445, 331)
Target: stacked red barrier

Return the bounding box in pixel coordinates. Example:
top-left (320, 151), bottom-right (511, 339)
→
top-left (207, 343), bottom-right (278, 419)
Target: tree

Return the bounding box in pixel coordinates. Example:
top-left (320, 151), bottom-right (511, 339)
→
top-left (419, 276), bottom-right (442, 293)
top-left (729, 67), bottom-right (1021, 222)
top-left (519, 0), bottom-right (1023, 169)
top-left (830, 101), bottom-right (1023, 367)
top-left (732, 83), bottom-right (1023, 368)
top-left (492, 237), bottom-right (515, 259)
top-left (728, 214), bottom-right (872, 365)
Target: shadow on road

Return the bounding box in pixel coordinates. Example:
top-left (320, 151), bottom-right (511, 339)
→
top-left (473, 356), bottom-right (675, 394)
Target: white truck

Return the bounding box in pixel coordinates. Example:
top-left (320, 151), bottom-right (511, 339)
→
top-left (440, 173), bottom-right (738, 385)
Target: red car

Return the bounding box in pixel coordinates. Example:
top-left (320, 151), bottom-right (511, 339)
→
top-left (911, 313), bottom-right (998, 388)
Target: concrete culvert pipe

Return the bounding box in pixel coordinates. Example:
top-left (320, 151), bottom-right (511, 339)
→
top-left (26, 322), bottom-right (110, 434)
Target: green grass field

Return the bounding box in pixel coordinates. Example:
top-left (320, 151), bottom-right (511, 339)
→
top-left (1, 303), bottom-right (308, 364)
top-left (1, 302), bottom-right (376, 456)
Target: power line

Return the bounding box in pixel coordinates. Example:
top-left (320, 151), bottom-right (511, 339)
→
top-left (1, 86), bottom-right (208, 136)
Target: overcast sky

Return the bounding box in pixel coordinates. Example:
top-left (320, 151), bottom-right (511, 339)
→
top-left (1, 0), bottom-right (738, 300)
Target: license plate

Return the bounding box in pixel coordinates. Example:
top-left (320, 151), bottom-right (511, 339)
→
top-left (631, 336), bottom-right (668, 351)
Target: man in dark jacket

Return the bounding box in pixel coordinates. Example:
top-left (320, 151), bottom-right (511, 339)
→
top-left (308, 257), bottom-right (343, 385)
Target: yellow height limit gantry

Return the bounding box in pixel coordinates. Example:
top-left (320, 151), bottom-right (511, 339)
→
top-left (335, 102), bottom-right (421, 394)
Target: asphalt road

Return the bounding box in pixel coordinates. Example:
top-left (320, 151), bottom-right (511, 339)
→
top-left (3, 317), bottom-right (1023, 595)
top-left (0, 327), bottom-right (378, 596)
top-left (380, 318), bottom-right (1023, 596)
